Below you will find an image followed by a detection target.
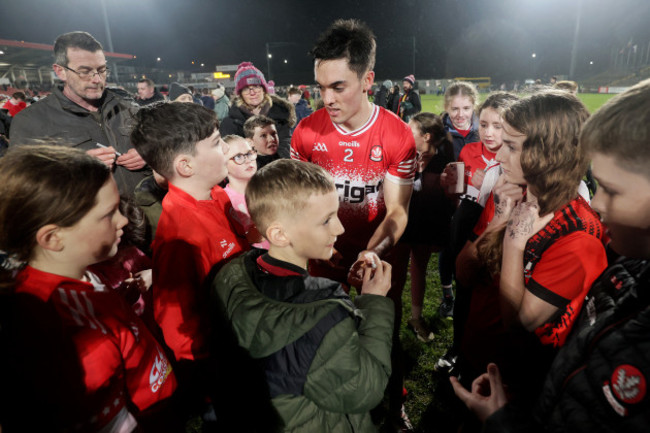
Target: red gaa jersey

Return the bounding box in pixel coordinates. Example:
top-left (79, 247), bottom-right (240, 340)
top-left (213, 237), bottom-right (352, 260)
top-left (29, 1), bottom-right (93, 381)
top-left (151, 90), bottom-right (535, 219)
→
top-left (291, 105), bottom-right (416, 257)
top-left (152, 183), bottom-right (248, 362)
top-left (13, 266), bottom-right (177, 432)
top-left (471, 195), bottom-right (607, 348)
top-left (458, 141), bottom-right (497, 201)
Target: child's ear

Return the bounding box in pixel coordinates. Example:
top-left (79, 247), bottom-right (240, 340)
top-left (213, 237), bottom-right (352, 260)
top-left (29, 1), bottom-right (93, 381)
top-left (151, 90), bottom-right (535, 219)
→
top-left (266, 222), bottom-right (290, 247)
top-left (35, 224), bottom-right (64, 252)
top-left (174, 154), bottom-right (193, 178)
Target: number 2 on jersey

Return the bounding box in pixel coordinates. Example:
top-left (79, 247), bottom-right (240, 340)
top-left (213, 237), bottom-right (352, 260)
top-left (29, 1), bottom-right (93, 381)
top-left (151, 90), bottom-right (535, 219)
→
top-left (343, 148), bottom-right (354, 162)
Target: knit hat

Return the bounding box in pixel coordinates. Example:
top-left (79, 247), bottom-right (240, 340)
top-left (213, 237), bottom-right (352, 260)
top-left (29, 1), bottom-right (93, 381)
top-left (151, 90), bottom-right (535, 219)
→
top-left (403, 75), bottom-right (415, 85)
top-left (234, 61), bottom-right (268, 95)
top-left (211, 84), bottom-right (225, 100)
top-left (267, 80), bottom-right (276, 95)
top-left (168, 82), bottom-right (191, 101)
top-left (382, 80), bottom-right (393, 89)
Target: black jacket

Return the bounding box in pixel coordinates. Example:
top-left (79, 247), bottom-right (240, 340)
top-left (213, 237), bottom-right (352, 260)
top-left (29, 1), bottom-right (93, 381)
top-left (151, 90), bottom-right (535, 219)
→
top-left (10, 85), bottom-right (148, 195)
top-left (399, 89), bottom-right (421, 122)
top-left (485, 257), bottom-right (650, 433)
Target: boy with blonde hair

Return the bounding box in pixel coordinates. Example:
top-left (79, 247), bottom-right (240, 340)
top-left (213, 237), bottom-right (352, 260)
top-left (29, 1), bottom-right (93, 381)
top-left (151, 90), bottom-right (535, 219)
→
top-left (212, 159), bottom-right (395, 432)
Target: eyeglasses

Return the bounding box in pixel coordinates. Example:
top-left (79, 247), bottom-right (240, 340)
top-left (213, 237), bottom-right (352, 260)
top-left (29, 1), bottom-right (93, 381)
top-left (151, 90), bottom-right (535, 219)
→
top-left (230, 149), bottom-right (258, 165)
top-left (58, 65), bottom-right (110, 80)
top-left (241, 85), bottom-right (263, 95)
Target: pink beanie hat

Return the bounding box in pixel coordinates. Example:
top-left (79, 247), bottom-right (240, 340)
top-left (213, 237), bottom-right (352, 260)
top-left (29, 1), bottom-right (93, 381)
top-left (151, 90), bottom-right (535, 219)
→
top-left (403, 74), bottom-right (415, 85)
top-left (234, 61), bottom-right (268, 95)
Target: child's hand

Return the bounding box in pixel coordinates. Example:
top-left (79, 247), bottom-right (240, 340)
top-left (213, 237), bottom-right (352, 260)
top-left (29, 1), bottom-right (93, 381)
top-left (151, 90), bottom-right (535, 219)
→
top-left (450, 363), bottom-right (508, 422)
top-left (134, 269), bottom-right (152, 292)
top-left (359, 253), bottom-right (391, 296)
top-left (504, 200), bottom-right (553, 251)
top-left (440, 163), bottom-right (457, 188)
top-left (471, 169), bottom-right (486, 189)
top-left (490, 175), bottom-right (524, 230)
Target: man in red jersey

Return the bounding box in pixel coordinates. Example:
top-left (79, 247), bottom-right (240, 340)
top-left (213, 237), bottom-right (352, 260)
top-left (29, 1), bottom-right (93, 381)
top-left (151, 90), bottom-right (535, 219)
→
top-left (290, 18), bottom-right (416, 432)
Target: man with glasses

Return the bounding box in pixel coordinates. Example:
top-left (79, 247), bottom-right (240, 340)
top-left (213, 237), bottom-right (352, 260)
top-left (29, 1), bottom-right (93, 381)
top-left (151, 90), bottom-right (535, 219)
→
top-left (10, 31), bottom-right (148, 195)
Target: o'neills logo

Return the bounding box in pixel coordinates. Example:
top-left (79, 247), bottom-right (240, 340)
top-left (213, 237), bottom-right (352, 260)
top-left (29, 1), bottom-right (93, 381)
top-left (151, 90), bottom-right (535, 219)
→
top-left (370, 145), bottom-right (383, 162)
top-left (150, 349), bottom-right (172, 393)
top-left (339, 141), bottom-right (360, 148)
top-left (602, 364), bottom-right (647, 416)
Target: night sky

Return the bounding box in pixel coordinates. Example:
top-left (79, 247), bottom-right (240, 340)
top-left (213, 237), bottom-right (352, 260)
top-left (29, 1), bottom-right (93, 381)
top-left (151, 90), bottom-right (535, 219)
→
top-left (2, 0), bottom-right (650, 85)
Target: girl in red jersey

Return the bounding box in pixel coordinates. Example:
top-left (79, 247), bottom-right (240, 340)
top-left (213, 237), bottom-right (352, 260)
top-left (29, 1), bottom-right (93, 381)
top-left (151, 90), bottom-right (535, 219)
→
top-left (0, 145), bottom-right (177, 432)
top-left (454, 90), bottom-right (608, 409)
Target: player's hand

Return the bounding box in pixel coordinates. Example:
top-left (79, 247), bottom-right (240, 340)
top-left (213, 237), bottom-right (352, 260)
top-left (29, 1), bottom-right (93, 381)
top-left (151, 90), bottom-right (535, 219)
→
top-left (347, 250), bottom-right (376, 288)
top-left (471, 169), bottom-right (486, 189)
top-left (450, 363), bottom-right (508, 422)
top-left (86, 146), bottom-right (117, 169)
top-left (359, 253), bottom-right (391, 296)
top-left (116, 148), bottom-right (147, 170)
top-left (490, 175), bottom-right (524, 230)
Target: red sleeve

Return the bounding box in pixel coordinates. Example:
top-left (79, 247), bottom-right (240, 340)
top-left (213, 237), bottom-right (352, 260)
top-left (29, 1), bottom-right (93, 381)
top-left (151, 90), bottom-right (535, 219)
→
top-left (385, 125), bottom-right (416, 185)
top-left (121, 315), bottom-right (177, 411)
top-left (153, 240), bottom-right (208, 362)
top-left (527, 232), bottom-right (608, 307)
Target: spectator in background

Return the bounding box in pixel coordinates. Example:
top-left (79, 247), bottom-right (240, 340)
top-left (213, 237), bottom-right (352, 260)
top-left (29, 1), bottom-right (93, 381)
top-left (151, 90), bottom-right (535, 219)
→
top-left (243, 115), bottom-right (281, 170)
top-left (167, 82), bottom-right (194, 103)
top-left (267, 79), bottom-right (276, 94)
top-left (442, 81), bottom-right (480, 160)
top-left (287, 86), bottom-right (312, 132)
top-left (136, 78), bottom-right (164, 106)
top-left (211, 84), bottom-right (230, 123)
top-left (200, 88), bottom-right (215, 110)
top-left (187, 85), bottom-right (203, 105)
top-left (2, 92), bottom-right (27, 117)
top-left (386, 83), bottom-right (401, 115)
top-left (399, 74), bottom-right (421, 122)
top-left (10, 31), bottom-right (148, 196)
top-left (220, 61), bottom-right (295, 158)
top-left (374, 80), bottom-right (392, 108)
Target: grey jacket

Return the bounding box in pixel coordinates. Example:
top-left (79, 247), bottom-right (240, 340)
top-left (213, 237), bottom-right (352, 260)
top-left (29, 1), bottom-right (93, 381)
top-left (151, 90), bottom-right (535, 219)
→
top-left (10, 85), bottom-right (149, 195)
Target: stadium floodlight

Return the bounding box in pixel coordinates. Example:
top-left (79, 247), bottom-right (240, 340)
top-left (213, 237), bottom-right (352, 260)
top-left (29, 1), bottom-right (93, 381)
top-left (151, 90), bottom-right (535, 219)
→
top-left (532, 53), bottom-right (537, 58)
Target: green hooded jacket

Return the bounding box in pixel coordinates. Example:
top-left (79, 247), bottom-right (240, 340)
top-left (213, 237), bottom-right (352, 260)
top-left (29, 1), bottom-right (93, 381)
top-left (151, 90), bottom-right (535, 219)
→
top-left (212, 251), bottom-right (394, 432)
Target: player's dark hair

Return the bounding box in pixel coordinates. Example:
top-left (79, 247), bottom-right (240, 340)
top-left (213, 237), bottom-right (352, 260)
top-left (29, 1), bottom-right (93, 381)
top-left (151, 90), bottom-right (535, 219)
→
top-left (53, 31), bottom-right (103, 67)
top-left (310, 19), bottom-right (376, 79)
top-left (131, 102), bottom-right (219, 179)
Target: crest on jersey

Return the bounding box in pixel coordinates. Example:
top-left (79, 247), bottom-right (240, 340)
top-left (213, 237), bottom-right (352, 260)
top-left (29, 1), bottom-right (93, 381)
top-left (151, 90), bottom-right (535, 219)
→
top-left (370, 145), bottom-right (383, 162)
top-left (602, 364), bottom-right (647, 416)
top-left (612, 364), bottom-right (646, 404)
